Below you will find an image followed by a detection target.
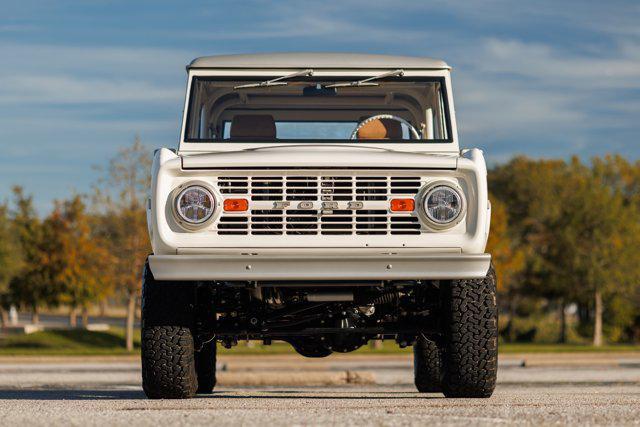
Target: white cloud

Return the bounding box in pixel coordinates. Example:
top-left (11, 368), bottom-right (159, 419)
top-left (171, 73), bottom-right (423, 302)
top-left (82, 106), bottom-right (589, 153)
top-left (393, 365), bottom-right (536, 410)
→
top-left (476, 38), bottom-right (640, 90)
top-left (0, 42), bottom-right (195, 106)
top-left (0, 42), bottom-right (195, 75)
top-left (447, 34), bottom-right (640, 158)
top-left (181, 13), bottom-right (432, 45)
top-left (456, 75), bottom-right (584, 136)
top-left (0, 75), bottom-right (183, 104)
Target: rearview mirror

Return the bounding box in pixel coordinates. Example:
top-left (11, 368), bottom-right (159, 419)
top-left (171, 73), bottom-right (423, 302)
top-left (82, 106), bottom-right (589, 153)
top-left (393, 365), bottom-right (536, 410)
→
top-left (303, 85), bottom-right (337, 97)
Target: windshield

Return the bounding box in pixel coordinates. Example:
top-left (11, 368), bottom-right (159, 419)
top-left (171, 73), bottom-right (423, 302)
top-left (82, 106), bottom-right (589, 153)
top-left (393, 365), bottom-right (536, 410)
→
top-left (184, 76), bottom-right (452, 143)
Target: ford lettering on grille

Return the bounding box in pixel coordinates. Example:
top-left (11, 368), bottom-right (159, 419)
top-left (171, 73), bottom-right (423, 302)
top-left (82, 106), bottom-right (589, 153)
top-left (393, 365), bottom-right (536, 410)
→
top-left (273, 201), bottom-right (364, 210)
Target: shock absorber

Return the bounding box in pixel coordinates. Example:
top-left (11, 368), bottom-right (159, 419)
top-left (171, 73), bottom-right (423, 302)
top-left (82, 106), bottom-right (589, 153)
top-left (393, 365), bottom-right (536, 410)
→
top-left (370, 291), bottom-right (401, 305)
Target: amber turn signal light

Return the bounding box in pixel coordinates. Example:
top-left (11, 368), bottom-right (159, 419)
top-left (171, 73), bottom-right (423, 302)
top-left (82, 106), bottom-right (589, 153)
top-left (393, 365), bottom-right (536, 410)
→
top-left (390, 198), bottom-right (415, 212)
top-left (224, 199), bottom-right (248, 212)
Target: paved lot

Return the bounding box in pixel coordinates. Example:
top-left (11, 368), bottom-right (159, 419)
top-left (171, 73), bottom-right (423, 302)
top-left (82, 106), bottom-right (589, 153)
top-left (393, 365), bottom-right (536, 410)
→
top-left (0, 355), bottom-right (639, 426)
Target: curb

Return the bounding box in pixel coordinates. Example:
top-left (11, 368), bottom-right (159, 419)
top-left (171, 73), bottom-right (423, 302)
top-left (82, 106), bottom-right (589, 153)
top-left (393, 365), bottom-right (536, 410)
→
top-left (499, 354), bottom-right (640, 368)
top-left (513, 359), bottom-right (640, 368)
top-left (217, 370), bottom-right (375, 386)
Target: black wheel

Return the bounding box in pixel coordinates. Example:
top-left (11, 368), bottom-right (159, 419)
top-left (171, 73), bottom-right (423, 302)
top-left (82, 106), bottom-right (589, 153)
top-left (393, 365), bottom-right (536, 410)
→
top-left (440, 265), bottom-right (498, 398)
top-left (413, 335), bottom-right (443, 393)
top-left (195, 340), bottom-right (217, 393)
top-left (141, 261), bottom-right (198, 399)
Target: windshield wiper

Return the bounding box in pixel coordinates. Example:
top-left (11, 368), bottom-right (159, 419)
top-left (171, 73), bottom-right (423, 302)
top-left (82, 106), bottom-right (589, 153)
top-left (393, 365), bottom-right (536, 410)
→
top-left (234, 69), bottom-right (314, 89)
top-left (325, 69), bottom-right (404, 88)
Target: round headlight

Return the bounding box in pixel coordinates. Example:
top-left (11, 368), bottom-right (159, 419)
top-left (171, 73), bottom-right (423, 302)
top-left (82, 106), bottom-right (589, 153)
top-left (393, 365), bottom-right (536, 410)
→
top-left (175, 185), bottom-right (215, 224)
top-left (423, 185), bottom-right (463, 225)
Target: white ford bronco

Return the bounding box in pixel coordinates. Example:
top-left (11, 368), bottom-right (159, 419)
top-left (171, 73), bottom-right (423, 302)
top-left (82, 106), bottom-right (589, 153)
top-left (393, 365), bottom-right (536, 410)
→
top-left (142, 53), bottom-right (497, 399)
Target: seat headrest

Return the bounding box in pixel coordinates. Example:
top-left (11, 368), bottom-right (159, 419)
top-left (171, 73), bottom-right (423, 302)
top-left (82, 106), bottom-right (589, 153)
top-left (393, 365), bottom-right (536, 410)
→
top-left (357, 118), bottom-right (403, 140)
top-left (230, 115), bottom-right (276, 140)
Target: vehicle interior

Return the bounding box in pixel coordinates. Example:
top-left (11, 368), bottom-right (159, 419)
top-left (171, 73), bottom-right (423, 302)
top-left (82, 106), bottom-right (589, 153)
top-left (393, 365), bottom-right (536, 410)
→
top-left (184, 75), bottom-right (451, 142)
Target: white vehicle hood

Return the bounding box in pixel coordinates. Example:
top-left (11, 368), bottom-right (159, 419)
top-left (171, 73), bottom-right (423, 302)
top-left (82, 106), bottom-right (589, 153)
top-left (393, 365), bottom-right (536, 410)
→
top-left (180, 145), bottom-right (458, 169)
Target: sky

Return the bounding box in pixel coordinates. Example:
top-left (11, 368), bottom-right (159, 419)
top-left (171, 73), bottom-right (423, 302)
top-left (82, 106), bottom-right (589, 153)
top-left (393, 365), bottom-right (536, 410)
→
top-left (1, 0), bottom-right (639, 213)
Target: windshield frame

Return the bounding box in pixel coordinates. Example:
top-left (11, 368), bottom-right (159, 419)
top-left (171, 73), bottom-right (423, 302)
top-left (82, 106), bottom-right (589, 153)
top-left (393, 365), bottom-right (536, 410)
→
top-left (178, 69), bottom-right (459, 153)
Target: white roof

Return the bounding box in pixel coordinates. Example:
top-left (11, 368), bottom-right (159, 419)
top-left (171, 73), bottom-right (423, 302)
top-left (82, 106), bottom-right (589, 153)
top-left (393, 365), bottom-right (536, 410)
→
top-left (188, 53), bottom-right (450, 70)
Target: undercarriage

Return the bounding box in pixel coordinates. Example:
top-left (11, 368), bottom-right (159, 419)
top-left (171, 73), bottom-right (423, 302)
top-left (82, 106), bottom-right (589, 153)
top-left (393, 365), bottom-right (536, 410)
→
top-left (141, 260), bottom-right (498, 400)
top-left (192, 280), bottom-right (441, 356)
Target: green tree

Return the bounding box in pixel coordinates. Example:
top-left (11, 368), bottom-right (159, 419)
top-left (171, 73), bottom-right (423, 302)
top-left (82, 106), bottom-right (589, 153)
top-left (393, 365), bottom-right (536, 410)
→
top-left (552, 158), bottom-right (640, 346)
top-left (485, 196), bottom-right (525, 342)
top-left (584, 156), bottom-right (640, 343)
top-left (592, 155), bottom-right (640, 207)
top-left (9, 187), bottom-right (64, 323)
top-left (489, 157), bottom-right (576, 341)
top-left (51, 196), bottom-right (114, 327)
top-left (0, 202), bottom-right (22, 326)
top-left (489, 156), bottom-right (640, 345)
top-left (93, 136), bottom-right (152, 350)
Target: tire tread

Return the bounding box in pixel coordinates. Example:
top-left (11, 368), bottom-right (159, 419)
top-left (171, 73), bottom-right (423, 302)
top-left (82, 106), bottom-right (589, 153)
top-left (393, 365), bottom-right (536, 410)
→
top-left (413, 336), bottom-right (443, 392)
top-left (141, 262), bottom-right (198, 399)
top-left (441, 267), bottom-right (498, 398)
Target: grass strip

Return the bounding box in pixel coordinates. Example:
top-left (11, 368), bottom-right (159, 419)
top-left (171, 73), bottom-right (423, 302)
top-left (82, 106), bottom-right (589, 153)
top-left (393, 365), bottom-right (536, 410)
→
top-left (2, 329), bottom-right (639, 356)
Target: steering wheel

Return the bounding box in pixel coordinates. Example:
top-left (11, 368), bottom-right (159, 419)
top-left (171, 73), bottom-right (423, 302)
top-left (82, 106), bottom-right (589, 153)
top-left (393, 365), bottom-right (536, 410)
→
top-left (350, 114), bottom-right (421, 140)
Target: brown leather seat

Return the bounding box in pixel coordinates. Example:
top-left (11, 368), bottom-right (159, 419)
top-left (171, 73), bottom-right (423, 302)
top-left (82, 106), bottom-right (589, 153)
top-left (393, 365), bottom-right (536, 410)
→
top-left (357, 118), bottom-right (402, 140)
top-left (230, 114), bottom-right (276, 140)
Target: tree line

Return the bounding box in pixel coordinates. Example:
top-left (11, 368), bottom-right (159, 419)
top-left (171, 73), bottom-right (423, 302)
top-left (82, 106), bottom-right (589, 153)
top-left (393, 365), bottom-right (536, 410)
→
top-left (488, 155), bottom-right (640, 345)
top-left (0, 137), bottom-right (150, 350)
top-left (0, 139), bottom-right (639, 348)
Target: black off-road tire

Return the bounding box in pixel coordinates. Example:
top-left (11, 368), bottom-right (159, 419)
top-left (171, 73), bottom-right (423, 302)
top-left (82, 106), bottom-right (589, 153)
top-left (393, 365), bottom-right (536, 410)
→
top-left (141, 261), bottom-right (198, 399)
top-left (413, 335), bottom-right (443, 392)
top-left (195, 340), bottom-right (217, 393)
top-left (440, 266), bottom-right (498, 398)
top-left (141, 326), bottom-right (198, 399)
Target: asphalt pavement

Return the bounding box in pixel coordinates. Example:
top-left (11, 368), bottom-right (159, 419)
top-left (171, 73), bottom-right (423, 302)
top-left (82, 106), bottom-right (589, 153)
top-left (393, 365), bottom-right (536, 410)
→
top-left (0, 354), bottom-right (639, 426)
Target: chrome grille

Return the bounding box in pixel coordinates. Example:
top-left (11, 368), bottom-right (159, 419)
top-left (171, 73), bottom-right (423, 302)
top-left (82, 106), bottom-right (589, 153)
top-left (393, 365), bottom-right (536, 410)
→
top-left (216, 175), bottom-right (422, 236)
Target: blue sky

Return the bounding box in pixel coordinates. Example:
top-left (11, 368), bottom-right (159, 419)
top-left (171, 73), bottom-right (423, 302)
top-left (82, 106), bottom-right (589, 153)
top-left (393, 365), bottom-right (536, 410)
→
top-left (1, 0), bottom-right (639, 212)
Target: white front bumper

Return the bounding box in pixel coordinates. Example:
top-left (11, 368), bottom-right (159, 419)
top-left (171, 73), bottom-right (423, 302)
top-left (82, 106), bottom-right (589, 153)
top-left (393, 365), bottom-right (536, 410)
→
top-left (148, 252), bottom-right (491, 281)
